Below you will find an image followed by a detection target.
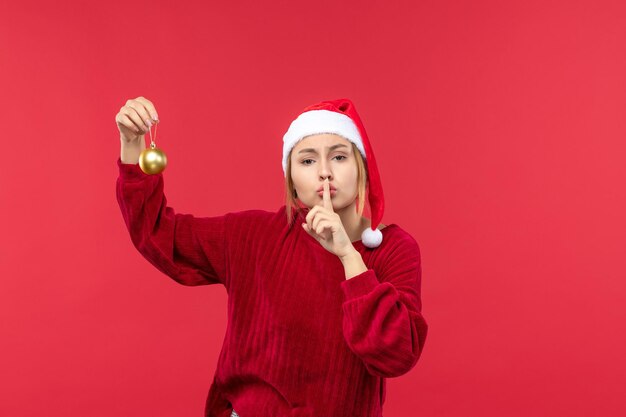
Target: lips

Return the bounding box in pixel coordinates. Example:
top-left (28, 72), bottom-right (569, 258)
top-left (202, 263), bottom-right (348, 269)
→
top-left (318, 189), bottom-right (337, 196)
top-left (316, 185), bottom-right (337, 192)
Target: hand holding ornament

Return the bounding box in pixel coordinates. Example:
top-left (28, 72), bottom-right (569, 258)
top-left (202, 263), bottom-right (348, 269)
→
top-left (115, 96), bottom-right (167, 174)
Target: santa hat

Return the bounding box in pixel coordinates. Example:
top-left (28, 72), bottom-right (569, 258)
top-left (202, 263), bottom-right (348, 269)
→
top-left (282, 98), bottom-right (385, 248)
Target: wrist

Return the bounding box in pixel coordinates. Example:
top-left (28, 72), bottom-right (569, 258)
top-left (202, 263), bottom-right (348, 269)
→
top-left (340, 248), bottom-right (368, 280)
top-left (339, 247), bottom-right (360, 263)
top-left (120, 139), bottom-right (144, 165)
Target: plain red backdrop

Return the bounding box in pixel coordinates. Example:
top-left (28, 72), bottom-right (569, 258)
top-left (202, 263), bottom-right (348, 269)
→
top-left (1, 0), bottom-right (625, 416)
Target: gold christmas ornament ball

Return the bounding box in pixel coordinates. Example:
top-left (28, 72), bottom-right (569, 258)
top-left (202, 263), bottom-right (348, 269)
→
top-left (139, 147), bottom-right (168, 175)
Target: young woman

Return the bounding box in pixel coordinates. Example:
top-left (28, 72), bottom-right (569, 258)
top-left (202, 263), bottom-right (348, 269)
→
top-left (115, 97), bottom-right (428, 417)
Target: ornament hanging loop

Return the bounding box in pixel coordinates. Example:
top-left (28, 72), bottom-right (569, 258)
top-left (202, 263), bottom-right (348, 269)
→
top-left (139, 120), bottom-right (168, 175)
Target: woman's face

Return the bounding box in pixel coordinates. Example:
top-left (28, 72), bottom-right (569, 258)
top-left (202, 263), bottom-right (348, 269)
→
top-left (290, 133), bottom-right (359, 210)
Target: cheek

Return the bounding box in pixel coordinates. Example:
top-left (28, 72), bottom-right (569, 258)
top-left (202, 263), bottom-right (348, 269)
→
top-left (290, 167), bottom-right (301, 183)
top-left (342, 166), bottom-right (359, 188)
top-left (290, 166), bottom-right (309, 190)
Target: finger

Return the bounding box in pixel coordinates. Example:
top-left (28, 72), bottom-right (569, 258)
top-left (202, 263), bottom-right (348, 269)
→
top-left (116, 113), bottom-right (141, 134)
top-left (306, 206), bottom-right (319, 231)
top-left (311, 211), bottom-right (329, 232)
top-left (125, 99), bottom-right (154, 130)
top-left (119, 108), bottom-right (146, 134)
top-left (304, 223), bottom-right (326, 241)
top-left (315, 220), bottom-right (330, 235)
top-left (122, 105), bottom-right (150, 134)
top-left (131, 97), bottom-right (157, 124)
top-left (302, 223), bottom-right (317, 239)
top-left (309, 207), bottom-right (331, 233)
top-left (135, 96), bottom-right (159, 122)
top-left (323, 178), bottom-right (333, 211)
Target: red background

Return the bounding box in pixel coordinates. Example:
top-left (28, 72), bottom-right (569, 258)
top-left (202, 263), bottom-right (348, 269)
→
top-left (1, 0), bottom-right (625, 416)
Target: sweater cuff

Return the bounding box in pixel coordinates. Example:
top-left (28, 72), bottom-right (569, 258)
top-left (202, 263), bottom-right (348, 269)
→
top-left (341, 269), bottom-right (379, 300)
top-left (117, 156), bottom-right (148, 181)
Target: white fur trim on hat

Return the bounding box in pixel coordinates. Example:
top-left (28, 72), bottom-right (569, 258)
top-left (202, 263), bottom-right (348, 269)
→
top-left (282, 109), bottom-right (366, 176)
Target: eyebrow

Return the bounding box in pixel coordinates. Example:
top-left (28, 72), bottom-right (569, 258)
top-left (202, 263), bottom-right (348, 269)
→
top-left (298, 144), bottom-right (349, 154)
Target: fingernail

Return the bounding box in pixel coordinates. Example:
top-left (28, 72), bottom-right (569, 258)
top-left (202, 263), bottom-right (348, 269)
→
top-left (146, 120), bottom-right (152, 127)
top-left (153, 114), bottom-right (159, 121)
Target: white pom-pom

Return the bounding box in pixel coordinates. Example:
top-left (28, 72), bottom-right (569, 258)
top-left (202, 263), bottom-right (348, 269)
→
top-left (361, 227), bottom-right (383, 248)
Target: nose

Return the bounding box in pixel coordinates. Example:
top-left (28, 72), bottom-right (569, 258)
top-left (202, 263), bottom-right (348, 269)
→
top-left (319, 172), bottom-right (332, 182)
top-left (318, 160), bottom-right (332, 181)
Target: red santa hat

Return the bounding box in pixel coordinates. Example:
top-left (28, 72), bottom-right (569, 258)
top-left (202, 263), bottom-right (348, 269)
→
top-left (282, 98), bottom-right (385, 248)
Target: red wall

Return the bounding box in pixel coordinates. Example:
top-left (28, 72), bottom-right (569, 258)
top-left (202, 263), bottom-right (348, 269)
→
top-left (1, 0), bottom-right (624, 416)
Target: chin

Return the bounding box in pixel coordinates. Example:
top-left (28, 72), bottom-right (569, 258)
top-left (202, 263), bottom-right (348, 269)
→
top-left (302, 199), bottom-right (337, 210)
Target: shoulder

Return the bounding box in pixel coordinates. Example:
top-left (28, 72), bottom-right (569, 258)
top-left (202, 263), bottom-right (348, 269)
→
top-left (223, 205), bottom-right (289, 231)
top-left (381, 224), bottom-right (419, 247)
top-left (369, 224), bottom-right (423, 287)
top-left (225, 207), bottom-right (276, 221)
top-left (379, 224), bottom-right (421, 263)
top-left (222, 207), bottom-right (293, 258)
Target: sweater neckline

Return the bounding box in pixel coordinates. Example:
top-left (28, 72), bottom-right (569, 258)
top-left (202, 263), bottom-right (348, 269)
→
top-left (292, 206), bottom-right (396, 250)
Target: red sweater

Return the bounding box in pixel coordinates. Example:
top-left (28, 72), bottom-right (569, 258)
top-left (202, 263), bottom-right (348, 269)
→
top-left (115, 157), bottom-right (428, 417)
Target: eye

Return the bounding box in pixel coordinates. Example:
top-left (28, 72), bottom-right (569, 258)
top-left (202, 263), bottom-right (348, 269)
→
top-left (300, 155), bottom-right (346, 165)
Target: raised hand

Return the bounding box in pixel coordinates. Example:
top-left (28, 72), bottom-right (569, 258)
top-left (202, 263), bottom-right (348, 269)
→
top-left (302, 178), bottom-right (354, 258)
top-left (116, 96), bottom-right (159, 144)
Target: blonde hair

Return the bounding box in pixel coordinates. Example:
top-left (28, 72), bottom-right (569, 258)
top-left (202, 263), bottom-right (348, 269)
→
top-left (284, 141), bottom-right (368, 227)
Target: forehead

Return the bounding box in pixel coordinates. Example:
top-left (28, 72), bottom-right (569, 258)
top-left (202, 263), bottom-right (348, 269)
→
top-left (293, 133), bottom-right (351, 150)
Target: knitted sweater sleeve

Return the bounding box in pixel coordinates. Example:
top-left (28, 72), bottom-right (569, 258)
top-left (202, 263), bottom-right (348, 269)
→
top-left (115, 157), bottom-right (228, 287)
top-left (339, 235), bottom-right (428, 378)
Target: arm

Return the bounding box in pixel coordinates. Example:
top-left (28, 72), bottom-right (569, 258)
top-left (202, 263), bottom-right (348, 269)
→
top-left (115, 157), bottom-right (229, 287)
top-left (339, 237), bottom-right (428, 378)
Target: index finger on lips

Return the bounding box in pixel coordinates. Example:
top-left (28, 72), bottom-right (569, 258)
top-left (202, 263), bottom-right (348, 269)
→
top-left (323, 178), bottom-right (333, 211)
